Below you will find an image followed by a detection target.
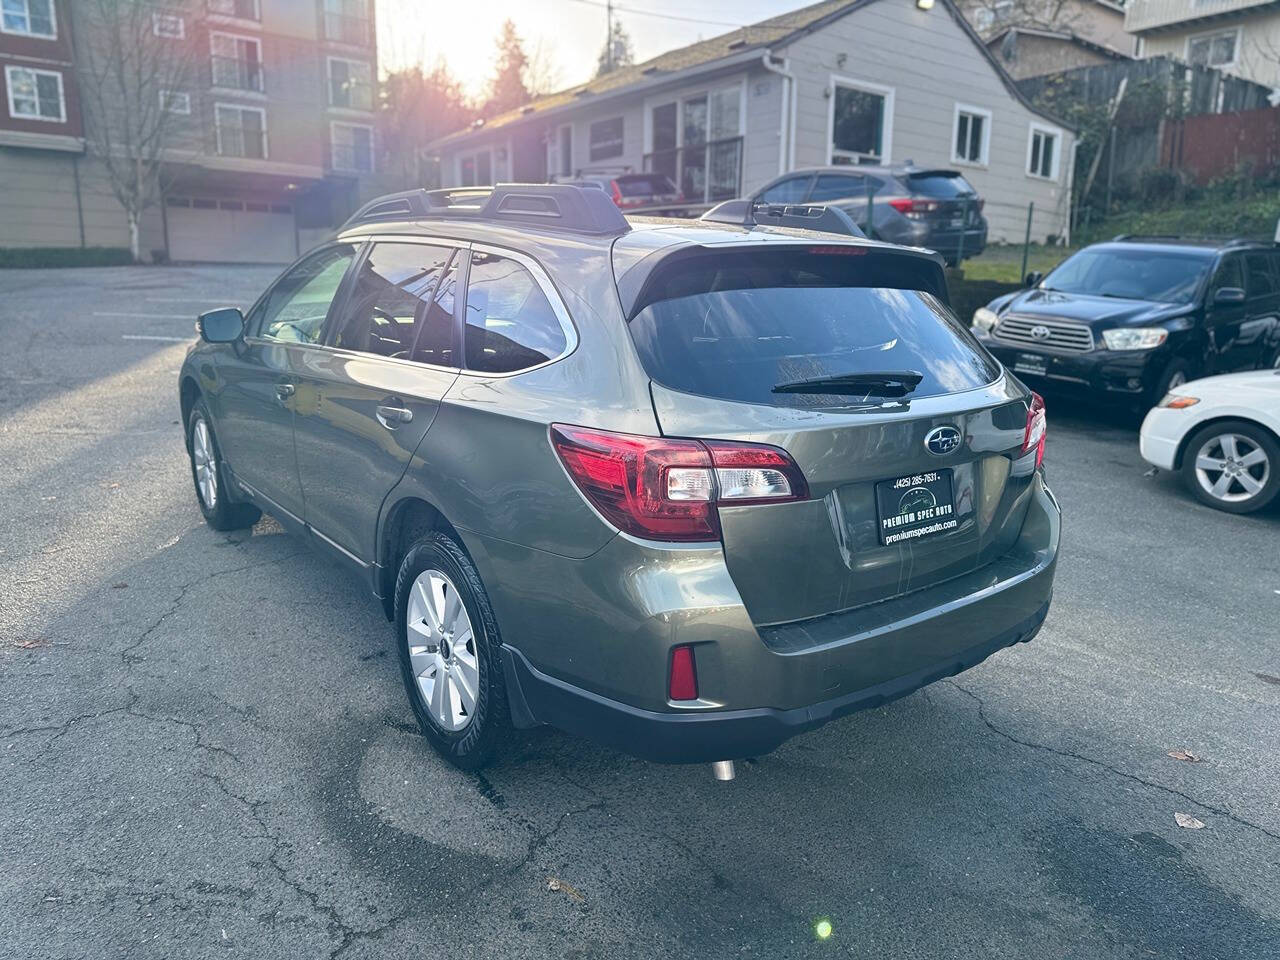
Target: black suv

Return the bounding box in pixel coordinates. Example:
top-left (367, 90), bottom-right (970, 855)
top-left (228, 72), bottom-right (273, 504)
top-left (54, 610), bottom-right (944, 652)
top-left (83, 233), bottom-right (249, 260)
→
top-left (750, 164), bottom-right (987, 265)
top-left (972, 237), bottom-right (1280, 406)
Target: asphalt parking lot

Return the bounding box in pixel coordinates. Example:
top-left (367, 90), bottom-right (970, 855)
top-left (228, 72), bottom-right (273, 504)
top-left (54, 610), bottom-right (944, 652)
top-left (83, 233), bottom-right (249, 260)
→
top-left (2, 265), bottom-right (1278, 960)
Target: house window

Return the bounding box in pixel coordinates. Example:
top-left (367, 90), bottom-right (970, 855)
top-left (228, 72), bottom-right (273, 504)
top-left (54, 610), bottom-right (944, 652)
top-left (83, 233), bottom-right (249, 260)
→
top-left (5, 65), bottom-right (64, 122)
top-left (208, 0), bottom-right (260, 19)
top-left (1187, 29), bottom-right (1238, 68)
top-left (331, 121), bottom-right (373, 172)
top-left (1, 0), bottom-right (55, 38)
top-left (953, 104), bottom-right (990, 166)
top-left (152, 12), bottom-right (185, 38)
top-left (588, 117), bottom-right (624, 162)
top-left (159, 90), bottom-right (191, 114)
top-left (215, 103), bottom-right (267, 158)
top-left (324, 0), bottom-right (370, 45)
top-left (830, 77), bottom-right (893, 164)
top-left (328, 57), bottom-right (373, 110)
top-left (459, 149), bottom-right (492, 187)
top-left (973, 0), bottom-right (1013, 31)
top-left (1027, 123), bottom-right (1060, 180)
top-left (211, 33), bottom-right (264, 93)
top-left (645, 82), bottom-right (743, 202)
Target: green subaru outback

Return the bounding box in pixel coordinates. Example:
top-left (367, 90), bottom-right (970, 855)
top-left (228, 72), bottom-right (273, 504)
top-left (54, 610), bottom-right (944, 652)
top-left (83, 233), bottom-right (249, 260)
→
top-left (179, 184), bottom-right (1059, 776)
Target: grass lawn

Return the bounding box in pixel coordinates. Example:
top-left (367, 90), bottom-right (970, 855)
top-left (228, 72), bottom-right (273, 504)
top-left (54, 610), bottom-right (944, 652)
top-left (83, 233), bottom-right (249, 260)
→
top-left (959, 244), bottom-right (1077, 284)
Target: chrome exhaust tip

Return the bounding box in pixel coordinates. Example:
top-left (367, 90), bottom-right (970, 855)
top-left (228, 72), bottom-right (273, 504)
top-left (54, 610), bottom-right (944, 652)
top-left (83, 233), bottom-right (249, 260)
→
top-left (710, 760), bottom-right (736, 782)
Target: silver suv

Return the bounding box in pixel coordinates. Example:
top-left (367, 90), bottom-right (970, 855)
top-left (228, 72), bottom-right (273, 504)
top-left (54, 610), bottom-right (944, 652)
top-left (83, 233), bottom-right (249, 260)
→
top-left (179, 184), bottom-right (1059, 774)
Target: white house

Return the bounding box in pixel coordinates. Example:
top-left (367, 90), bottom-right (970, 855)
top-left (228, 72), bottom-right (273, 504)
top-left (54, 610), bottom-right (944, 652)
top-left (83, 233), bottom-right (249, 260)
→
top-left (429, 0), bottom-right (1078, 244)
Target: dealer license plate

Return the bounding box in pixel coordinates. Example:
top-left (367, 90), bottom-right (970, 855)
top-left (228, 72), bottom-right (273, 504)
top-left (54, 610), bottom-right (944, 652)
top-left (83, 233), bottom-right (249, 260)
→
top-left (875, 469), bottom-right (958, 546)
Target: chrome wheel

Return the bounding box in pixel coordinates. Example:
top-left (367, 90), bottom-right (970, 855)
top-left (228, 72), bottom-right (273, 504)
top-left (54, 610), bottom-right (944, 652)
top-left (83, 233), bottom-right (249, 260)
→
top-left (192, 417), bottom-right (217, 509)
top-left (405, 568), bottom-right (478, 732)
top-left (1194, 432), bottom-right (1270, 504)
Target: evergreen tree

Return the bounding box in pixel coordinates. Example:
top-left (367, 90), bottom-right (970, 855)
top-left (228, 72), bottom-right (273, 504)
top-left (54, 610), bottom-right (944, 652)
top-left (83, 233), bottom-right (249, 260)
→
top-left (486, 19), bottom-right (531, 115)
top-left (595, 19), bottom-right (636, 77)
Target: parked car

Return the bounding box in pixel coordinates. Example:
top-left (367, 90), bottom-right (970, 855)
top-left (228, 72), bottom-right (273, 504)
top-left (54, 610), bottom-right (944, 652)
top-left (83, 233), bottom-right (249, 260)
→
top-left (1140, 369), bottom-right (1280, 513)
top-left (973, 237), bottom-right (1280, 408)
top-left (749, 164), bottom-right (987, 265)
top-left (179, 184), bottom-right (1060, 775)
top-left (555, 170), bottom-right (684, 213)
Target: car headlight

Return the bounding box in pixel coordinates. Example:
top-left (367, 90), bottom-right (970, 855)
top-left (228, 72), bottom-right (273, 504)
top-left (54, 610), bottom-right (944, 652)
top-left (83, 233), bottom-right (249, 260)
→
top-left (972, 307), bottom-right (998, 332)
top-left (1157, 394), bottom-right (1199, 409)
top-left (1101, 327), bottom-right (1168, 350)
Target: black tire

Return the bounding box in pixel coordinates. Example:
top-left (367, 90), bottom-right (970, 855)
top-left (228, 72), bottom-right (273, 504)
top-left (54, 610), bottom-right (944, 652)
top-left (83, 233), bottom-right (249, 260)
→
top-left (394, 530), bottom-right (510, 770)
top-left (1179, 419), bottom-right (1280, 515)
top-left (186, 399), bottom-right (261, 531)
top-left (1147, 358), bottom-right (1194, 409)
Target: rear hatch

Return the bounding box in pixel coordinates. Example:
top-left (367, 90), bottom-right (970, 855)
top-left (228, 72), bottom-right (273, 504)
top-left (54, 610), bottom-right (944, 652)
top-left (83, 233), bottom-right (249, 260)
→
top-left (616, 174), bottom-right (682, 207)
top-left (905, 170), bottom-right (983, 229)
top-left (622, 244), bottom-right (1038, 626)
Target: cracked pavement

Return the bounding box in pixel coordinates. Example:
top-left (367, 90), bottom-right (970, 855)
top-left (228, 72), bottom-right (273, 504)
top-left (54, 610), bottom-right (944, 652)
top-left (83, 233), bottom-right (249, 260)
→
top-left (2, 266), bottom-right (1279, 959)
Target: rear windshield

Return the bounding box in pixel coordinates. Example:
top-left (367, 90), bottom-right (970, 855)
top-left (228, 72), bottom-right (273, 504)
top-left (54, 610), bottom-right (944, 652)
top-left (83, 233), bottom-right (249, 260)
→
top-left (1041, 247), bottom-right (1213, 304)
top-left (617, 175), bottom-right (678, 197)
top-left (907, 172), bottom-right (976, 197)
top-left (627, 251), bottom-right (1000, 408)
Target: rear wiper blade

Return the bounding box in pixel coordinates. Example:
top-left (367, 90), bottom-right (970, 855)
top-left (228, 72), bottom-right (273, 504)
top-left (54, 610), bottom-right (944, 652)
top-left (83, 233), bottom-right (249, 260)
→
top-left (771, 370), bottom-right (924, 397)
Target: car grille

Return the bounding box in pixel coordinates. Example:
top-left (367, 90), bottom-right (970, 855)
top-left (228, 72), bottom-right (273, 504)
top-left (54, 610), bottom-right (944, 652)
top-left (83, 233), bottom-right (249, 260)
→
top-left (994, 315), bottom-right (1094, 353)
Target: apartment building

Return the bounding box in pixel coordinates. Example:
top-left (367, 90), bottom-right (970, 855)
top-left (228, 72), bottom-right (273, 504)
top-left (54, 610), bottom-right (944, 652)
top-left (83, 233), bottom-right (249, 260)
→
top-left (0, 0), bottom-right (378, 262)
top-left (1126, 0), bottom-right (1280, 90)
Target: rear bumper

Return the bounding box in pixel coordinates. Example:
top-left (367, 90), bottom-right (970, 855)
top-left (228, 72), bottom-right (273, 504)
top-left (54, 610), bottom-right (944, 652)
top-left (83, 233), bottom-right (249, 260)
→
top-left (479, 476), bottom-right (1060, 763)
top-left (502, 601), bottom-right (1048, 763)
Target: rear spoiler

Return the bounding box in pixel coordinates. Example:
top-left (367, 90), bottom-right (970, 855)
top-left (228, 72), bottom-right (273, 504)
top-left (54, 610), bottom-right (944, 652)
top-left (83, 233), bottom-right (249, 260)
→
top-left (700, 200), bottom-right (865, 238)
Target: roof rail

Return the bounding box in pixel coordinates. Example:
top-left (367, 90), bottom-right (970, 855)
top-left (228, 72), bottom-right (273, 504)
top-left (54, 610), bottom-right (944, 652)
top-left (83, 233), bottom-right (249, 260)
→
top-left (1111, 233), bottom-right (1263, 246)
top-left (700, 199), bottom-right (866, 238)
top-left (341, 183), bottom-right (631, 235)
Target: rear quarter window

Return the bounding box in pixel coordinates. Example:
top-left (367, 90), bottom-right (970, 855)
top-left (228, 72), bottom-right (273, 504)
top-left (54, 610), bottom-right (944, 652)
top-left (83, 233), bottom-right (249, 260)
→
top-left (626, 250), bottom-right (999, 408)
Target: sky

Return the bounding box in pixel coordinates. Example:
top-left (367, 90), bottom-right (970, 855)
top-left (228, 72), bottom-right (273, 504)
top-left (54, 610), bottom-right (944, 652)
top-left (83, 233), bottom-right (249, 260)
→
top-left (377, 0), bottom-right (810, 99)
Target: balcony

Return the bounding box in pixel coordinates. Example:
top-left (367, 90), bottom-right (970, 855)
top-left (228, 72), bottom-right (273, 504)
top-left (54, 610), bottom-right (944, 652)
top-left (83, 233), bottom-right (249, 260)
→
top-left (211, 56), bottom-right (265, 94)
top-left (644, 136), bottom-right (744, 206)
top-left (1125, 0), bottom-right (1274, 33)
top-left (324, 12), bottom-right (371, 45)
top-left (207, 0), bottom-right (260, 20)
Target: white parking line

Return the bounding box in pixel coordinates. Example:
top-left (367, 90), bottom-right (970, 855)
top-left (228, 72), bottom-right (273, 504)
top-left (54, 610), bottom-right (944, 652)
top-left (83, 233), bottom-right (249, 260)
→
top-left (122, 334), bottom-right (190, 342)
top-left (95, 312), bottom-right (191, 319)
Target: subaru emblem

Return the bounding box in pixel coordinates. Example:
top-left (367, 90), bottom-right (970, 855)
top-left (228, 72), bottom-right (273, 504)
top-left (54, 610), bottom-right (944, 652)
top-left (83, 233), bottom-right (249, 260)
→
top-left (925, 425), bottom-right (962, 456)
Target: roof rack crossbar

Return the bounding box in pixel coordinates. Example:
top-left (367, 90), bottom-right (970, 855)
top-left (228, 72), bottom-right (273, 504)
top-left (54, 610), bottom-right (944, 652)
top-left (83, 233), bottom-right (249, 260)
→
top-left (342, 183), bottom-right (631, 235)
top-left (699, 199), bottom-right (865, 238)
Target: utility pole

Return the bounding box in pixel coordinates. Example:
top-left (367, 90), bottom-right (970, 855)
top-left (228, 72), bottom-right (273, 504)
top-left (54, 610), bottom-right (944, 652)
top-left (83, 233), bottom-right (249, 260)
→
top-left (606, 0), bottom-right (614, 72)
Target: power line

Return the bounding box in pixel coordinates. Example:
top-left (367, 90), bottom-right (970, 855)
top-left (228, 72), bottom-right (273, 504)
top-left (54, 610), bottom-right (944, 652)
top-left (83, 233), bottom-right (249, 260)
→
top-left (561, 0), bottom-right (748, 29)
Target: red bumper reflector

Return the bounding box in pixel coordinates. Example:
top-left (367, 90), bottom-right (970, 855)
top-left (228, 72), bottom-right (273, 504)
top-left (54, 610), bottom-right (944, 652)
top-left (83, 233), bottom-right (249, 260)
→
top-left (669, 645), bottom-right (698, 701)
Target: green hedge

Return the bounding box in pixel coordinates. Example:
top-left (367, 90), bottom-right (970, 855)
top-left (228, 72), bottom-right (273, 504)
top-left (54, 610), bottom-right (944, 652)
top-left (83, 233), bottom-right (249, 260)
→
top-left (0, 247), bottom-right (134, 268)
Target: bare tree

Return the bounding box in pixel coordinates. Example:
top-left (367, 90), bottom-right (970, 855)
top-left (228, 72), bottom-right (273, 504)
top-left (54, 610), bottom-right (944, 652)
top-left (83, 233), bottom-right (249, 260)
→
top-left (961, 0), bottom-right (1083, 37)
top-left (74, 0), bottom-right (200, 261)
top-left (525, 37), bottom-right (565, 97)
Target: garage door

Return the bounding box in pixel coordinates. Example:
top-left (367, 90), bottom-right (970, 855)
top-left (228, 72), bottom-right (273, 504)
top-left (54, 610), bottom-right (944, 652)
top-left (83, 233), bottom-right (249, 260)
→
top-left (166, 198), bottom-right (297, 263)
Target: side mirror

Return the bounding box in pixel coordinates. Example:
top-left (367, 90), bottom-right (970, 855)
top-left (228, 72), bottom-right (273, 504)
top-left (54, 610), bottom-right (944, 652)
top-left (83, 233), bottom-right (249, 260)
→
top-left (1025, 271), bottom-right (1043, 287)
top-left (1213, 286), bottom-right (1246, 305)
top-left (197, 307), bottom-right (245, 343)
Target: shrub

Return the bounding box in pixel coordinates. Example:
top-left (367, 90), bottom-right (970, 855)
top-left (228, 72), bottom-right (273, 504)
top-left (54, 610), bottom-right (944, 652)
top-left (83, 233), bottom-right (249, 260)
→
top-left (0, 247), bottom-right (134, 268)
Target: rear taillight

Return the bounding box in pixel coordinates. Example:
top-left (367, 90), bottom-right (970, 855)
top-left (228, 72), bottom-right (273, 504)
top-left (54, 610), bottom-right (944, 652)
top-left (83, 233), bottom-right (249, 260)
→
top-left (669, 645), bottom-right (698, 701)
top-left (610, 181), bottom-right (625, 207)
top-left (549, 424), bottom-right (809, 542)
top-left (1022, 392), bottom-right (1046, 469)
top-left (887, 197), bottom-right (940, 218)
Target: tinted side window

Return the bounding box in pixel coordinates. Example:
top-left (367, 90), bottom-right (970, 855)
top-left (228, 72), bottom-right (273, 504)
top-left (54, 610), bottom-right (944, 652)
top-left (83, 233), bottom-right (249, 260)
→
top-left (810, 175), bottom-right (866, 202)
top-left (759, 176), bottom-right (810, 204)
top-left (1246, 253), bottom-right (1276, 297)
top-left (332, 243), bottom-right (456, 363)
top-left (1209, 255), bottom-right (1244, 296)
top-left (257, 244), bottom-right (357, 343)
top-left (462, 252), bottom-right (567, 374)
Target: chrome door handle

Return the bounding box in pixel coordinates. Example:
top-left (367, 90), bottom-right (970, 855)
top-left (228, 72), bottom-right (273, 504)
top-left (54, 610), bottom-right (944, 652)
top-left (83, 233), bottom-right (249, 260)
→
top-left (376, 404), bottom-right (413, 428)
top-left (275, 382), bottom-right (295, 402)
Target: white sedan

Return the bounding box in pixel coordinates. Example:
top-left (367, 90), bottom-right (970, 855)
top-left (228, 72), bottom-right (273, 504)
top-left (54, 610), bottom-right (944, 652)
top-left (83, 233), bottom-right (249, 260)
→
top-left (1141, 369), bottom-right (1280, 513)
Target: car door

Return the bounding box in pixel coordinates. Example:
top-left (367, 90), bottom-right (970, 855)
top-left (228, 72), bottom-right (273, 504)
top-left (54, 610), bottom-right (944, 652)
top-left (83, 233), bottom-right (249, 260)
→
top-left (1204, 253), bottom-right (1247, 374)
top-left (1236, 252), bottom-right (1280, 371)
top-left (213, 243), bottom-right (360, 524)
top-left (290, 238), bottom-right (463, 564)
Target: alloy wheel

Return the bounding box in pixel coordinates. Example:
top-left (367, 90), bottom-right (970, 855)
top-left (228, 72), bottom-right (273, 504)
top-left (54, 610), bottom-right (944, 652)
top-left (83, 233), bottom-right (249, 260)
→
top-left (1194, 432), bottom-right (1271, 504)
top-left (192, 418), bottom-right (218, 509)
top-left (405, 568), bottom-right (478, 732)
